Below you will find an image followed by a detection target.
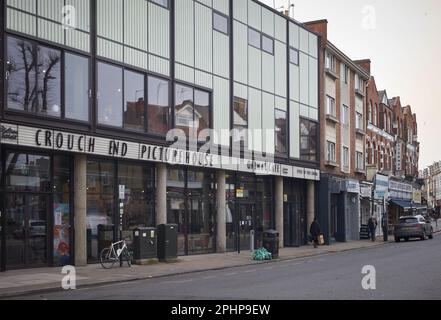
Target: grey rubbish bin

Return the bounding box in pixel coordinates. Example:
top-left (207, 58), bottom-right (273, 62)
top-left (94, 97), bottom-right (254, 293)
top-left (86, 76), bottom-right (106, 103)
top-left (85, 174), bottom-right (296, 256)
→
top-left (262, 230), bottom-right (279, 259)
top-left (133, 227), bottom-right (157, 262)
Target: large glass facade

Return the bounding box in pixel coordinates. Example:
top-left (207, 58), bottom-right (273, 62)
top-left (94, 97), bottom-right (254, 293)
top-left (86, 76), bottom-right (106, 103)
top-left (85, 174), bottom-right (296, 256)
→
top-left (6, 35), bottom-right (89, 121)
top-left (1, 151), bottom-right (72, 270)
top-left (167, 168), bottom-right (215, 255)
top-left (97, 62), bottom-right (123, 127)
top-left (86, 159), bottom-right (155, 262)
top-left (225, 173), bottom-right (274, 252)
top-left (148, 76), bottom-right (170, 135)
top-left (86, 160), bottom-right (115, 261)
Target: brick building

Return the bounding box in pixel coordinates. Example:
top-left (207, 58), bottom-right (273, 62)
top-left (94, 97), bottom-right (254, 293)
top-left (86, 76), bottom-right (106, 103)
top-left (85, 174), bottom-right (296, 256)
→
top-left (304, 20), bottom-right (369, 243)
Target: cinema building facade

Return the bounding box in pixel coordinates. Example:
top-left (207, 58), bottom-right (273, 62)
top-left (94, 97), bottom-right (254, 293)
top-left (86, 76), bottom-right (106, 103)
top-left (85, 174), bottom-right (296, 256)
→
top-left (0, 0), bottom-right (320, 271)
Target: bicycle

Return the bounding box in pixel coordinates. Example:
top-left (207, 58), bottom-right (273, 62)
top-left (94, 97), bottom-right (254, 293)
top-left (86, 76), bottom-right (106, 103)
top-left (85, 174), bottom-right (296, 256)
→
top-left (100, 238), bottom-right (132, 269)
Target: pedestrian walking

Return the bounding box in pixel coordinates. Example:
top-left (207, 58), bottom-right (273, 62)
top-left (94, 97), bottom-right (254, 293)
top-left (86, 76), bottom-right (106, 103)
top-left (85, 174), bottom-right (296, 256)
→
top-left (310, 218), bottom-right (321, 249)
top-left (368, 216), bottom-right (378, 242)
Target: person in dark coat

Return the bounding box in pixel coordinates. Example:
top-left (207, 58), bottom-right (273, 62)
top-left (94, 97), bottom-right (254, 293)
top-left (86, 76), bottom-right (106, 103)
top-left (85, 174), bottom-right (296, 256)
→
top-left (310, 218), bottom-right (321, 248)
top-left (368, 216), bottom-right (378, 242)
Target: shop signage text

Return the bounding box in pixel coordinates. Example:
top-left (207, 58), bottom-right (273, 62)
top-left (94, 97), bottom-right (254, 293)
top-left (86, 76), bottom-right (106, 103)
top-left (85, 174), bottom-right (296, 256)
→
top-left (0, 122), bottom-right (320, 181)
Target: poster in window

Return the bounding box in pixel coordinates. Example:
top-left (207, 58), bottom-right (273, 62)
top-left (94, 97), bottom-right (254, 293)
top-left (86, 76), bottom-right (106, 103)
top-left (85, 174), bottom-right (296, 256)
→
top-left (54, 203), bottom-right (71, 266)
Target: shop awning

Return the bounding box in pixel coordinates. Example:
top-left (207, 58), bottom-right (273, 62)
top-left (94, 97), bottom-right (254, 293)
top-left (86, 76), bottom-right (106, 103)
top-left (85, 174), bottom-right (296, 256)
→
top-left (389, 199), bottom-right (427, 210)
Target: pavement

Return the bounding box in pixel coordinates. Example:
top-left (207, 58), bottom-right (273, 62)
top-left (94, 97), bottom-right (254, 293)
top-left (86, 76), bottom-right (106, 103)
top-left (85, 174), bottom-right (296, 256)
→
top-left (1, 220), bottom-right (440, 299)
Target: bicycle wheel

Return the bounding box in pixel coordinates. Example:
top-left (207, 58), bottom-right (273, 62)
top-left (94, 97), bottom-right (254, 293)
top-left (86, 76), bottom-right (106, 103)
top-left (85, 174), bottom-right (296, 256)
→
top-left (122, 248), bottom-right (132, 267)
top-left (100, 247), bottom-right (116, 269)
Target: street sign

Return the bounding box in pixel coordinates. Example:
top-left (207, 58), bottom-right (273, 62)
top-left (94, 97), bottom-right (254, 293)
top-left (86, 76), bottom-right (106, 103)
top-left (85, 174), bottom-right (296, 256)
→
top-left (119, 185), bottom-right (125, 200)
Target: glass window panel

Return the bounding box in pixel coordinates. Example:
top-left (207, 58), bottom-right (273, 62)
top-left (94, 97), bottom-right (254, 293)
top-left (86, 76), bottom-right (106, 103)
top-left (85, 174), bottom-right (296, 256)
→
top-left (213, 12), bottom-right (228, 35)
top-left (6, 37), bottom-right (37, 112)
top-left (148, 76), bottom-right (170, 135)
top-left (150, 0), bottom-right (168, 8)
top-left (233, 97), bottom-right (248, 128)
top-left (175, 84), bottom-right (194, 134)
top-left (98, 62), bottom-right (123, 127)
top-left (248, 28), bottom-right (261, 49)
top-left (124, 70), bottom-right (145, 131)
top-left (53, 155), bottom-right (71, 193)
top-left (65, 53), bottom-right (89, 121)
top-left (275, 109), bottom-right (287, 155)
top-left (37, 45), bottom-right (62, 117)
top-left (54, 193), bottom-right (71, 266)
top-left (262, 35), bottom-right (274, 55)
top-left (5, 152), bottom-right (51, 192)
top-left (194, 90), bottom-right (210, 138)
top-left (86, 160), bottom-right (115, 262)
top-left (290, 48), bottom-right (299, 65)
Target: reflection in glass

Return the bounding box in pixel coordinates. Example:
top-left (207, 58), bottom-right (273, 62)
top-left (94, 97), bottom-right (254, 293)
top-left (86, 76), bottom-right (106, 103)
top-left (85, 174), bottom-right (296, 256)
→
top-left (167, 169), bottom-right (186, 255)
top-left (275, 109), bottom-right (287, 155)
top-left (86, 160), bottom-right (115, 261)
top-left (124, 70), bottom-right (145, 131)
top-left (118, 163), bottom-right (155, 243)
top-left (175, 84), bottom-right (194, 136)
top-left (6, 37), bottom-right (62, 117)
top-left (98, 62), bottom-right (123, 127)
top-left (148, 76), bottom-right (170, 135)
top-left (194, 90), bottom-right (210, 140)
top-left (37, 46), bottom-right (61, 117)
top-left (5, 195), bottom-right (48, 268)
top-left (65, 53), bottom-right (89, 121)
top-left (5, 152), bottom-right (51, 192)
top-left (7, 37), bottom-right (37, 112)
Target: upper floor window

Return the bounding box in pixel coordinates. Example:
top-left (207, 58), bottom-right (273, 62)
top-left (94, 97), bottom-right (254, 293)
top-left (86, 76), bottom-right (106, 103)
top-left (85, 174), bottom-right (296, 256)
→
top-left (326, 95), bottom-right (336, 117)
top-left (248, 28), bottom-right (274, 55)
top-left (233, 97), bottom-right (248, 131)
top-left (342, 105), bottom-right (349, 125)
top-left (175, 84), bottom-right (211, 141)
top-left (275, 109), bottom-right (287, 155)
top-left (342, 147), bottom-right (349, 169)
top-left (356, 112), bottom-right (363, 130)
top-left (248, 28), bottom-right (261, 49)
top-left (373, 104), bottom-right (378, 126)
top-left (326, 52), bottom-right (335, 71)
top-left (6, 35), bottom-right (89, 122)
top-left (327, 141), bottom-right (336, 163)
top-left (97, 61), bottom-right (170, 133)
top-left (262, 35), bottom-right (274, 55)
top-left (213, 11), bottom-right (229, 35)
top-left (343, 65), bottom-right (349, 84)
top-left (356, 152), bottom-right (364, 170)
top-left (355, 74), bottom-right (364, 92)
top-left (289, 48), bottom-right (299, 65)
top-left (300, 119), bottom-right (318, 162)
top-left (150, 0), bottom-right (169, 9)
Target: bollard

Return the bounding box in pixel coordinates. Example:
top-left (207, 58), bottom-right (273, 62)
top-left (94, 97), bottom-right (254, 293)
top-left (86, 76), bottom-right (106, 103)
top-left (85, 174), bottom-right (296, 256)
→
top-left (250, 230), bottom-right (255, 252)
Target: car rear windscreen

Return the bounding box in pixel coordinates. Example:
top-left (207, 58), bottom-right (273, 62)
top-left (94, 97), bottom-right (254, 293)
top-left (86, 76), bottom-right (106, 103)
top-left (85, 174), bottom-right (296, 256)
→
top-left (399, 218), bottom-right (418, 224)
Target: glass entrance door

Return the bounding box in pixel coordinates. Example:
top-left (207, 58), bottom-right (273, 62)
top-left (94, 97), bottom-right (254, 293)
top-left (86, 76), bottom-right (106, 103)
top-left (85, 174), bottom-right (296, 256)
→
top-left (4, 194), bottom-right (49, 269)
top-left (237, 203), bottom-right (254, 251)
top-left (283, 202), bottom-right (301, 247)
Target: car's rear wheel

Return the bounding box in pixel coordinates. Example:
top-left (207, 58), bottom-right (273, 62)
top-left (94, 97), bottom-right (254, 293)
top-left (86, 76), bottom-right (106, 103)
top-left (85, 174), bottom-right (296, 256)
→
top-left (395, 237), bottom-right (400, 243)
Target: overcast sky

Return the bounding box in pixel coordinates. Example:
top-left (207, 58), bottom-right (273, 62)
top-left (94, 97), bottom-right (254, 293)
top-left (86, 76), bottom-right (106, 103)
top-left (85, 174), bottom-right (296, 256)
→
top-left (258, 0), bottom-right (441, 170)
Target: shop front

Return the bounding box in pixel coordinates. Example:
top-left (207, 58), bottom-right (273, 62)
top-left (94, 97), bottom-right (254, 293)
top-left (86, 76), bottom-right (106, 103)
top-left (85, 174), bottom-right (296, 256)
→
top-left (0, 148), bottom-right (73, 271)
top-left (283, 179), bottom-right (306, 247)
top-left (1, 122), bottom-right (320, 270)
top-left (225, 173), bottom-right (274, 252)
top-left (166, 168), bottom-right (215, 256)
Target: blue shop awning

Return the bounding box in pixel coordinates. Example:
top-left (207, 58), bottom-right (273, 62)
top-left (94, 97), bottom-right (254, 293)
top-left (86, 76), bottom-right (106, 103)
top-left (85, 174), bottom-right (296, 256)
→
top-left (389, 199), bottom-right (427, 210)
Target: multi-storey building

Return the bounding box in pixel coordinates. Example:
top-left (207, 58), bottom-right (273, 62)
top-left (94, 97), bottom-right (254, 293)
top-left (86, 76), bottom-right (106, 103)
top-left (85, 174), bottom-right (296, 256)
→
top-left (0, 0), bottom-right (321, 271)
top-left (304, 20), bottom-right (369, 243)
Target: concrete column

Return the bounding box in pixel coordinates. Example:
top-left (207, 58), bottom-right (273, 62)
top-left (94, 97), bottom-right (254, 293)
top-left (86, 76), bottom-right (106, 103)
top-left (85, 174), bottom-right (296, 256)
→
top-left (307, 180), bottom-right (315, 233)
top-left (275, 176), bottom-right (284, 248)
top-left (216, 171), bottom-right (226, 253)
top-left (156, 163), bottom-right (167, 226)
top-left (74, 154), bottom-right (87, 266)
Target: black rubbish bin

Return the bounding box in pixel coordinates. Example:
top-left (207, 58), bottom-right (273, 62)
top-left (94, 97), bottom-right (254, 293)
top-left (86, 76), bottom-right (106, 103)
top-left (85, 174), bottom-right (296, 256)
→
top-left (157, 224), bottom-right (178, 262)
top-left (133, 227), bottom-right (157, 260)
top-left (263, 230), bottom-right (279, 259)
